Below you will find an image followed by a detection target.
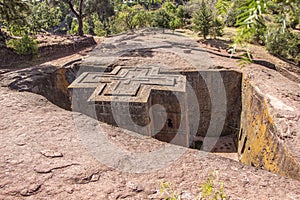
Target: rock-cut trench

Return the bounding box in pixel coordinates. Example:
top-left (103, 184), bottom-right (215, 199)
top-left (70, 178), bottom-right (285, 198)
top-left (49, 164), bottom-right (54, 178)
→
top-left (6, 55), bottom-right (299, 181)
top-left (4, 45), bottom-right (300, 179)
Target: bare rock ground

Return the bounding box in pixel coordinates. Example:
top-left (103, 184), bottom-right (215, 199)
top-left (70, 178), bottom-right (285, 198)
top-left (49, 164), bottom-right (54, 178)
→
top-left (0, 87), bottom-right (300, 199)
top-left (0, 30), bottom-right (300, 199)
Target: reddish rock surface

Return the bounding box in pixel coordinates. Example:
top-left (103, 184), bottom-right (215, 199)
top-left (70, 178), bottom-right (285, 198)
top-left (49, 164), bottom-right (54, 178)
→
top-left (0, 30), bottom-right (299, 199)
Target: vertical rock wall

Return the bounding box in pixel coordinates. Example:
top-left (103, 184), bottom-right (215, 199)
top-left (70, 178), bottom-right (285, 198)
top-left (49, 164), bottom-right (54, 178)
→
top-left (239, 79), bottom-right (300, 180)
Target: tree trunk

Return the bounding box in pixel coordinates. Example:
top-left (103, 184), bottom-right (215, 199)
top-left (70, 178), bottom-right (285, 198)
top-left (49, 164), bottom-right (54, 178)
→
top-left (67, 0), bottom-right (84, 36)
top-left (78, 0), bottom-right (84, 36)
top-left (77, 16), bottom-right (84, 36)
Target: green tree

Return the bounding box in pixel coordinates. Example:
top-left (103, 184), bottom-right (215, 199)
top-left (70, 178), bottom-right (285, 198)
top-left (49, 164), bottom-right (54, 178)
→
top-left (0, 0), bottom-right (30, 26)
top-left (211, 18), bottom-right (224, 38)
top-left (49, 0), bottom-right (114, 36)
top-left (114, 4), bottom-right (151, 32)
top-left (29, 1), bottom-right (63, 33)
top-left (152, 8), bottom-right (171, 30)
top-left (152, 2), bottom-right (185, 31)
top-left (115, 5), bottom-right (138, 31)
top-left (62, 0), bottom-right (86, 36)
top-left (192, 0), bottom-right (213, 39)
top-left (216, 0), bottom-right (242, 27)
top-left (265, 25), bottom-right (300, 64)
top-left (92, 0), bottom-right (114, 35)
top-left (232, 0), bottom-right (300, 63)
top-left (0, 0), bottom-right (30, 39)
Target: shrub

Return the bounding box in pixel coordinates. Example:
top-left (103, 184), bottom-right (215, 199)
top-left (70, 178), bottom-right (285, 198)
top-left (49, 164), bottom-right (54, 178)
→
top-left (108, 16), bottom-right (123, 34)
top-left (65, 14), bottom-right (73, 31)
top-left (83, 21), bottom-right (91, 35)
top-left (265, 26), bottom-right (300, 63)
top-left (199, 171), bottom-right (228, 200)
top-left (210, 17), bottom-right (224, 38)
top-left (192, 0), bottom-right (224, 39)
top-left (68, 18), bottom-right (79, 35)
top-left (6, 34), bottom-right (38, 55)
top-left (176, 5), bottom-right (190, 28)
top-left (132, 8), bottom-right (151, 29)
top-left (93, 19), bottom-right (106, 36)
top-left (152, 8), bottom-right (171, 29)
top-left (114, 5), bottom-right (151, 32)
top-left (152, 2), bottom-right (185, 31)
top-left (160, 181), bottom-right (181, 200)
top-left (160, 171), bottom-right (228, 200)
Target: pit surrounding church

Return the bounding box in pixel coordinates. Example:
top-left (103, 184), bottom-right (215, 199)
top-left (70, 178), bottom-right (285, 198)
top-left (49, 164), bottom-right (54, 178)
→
top-left (67, 30), bottom-right (299, 180)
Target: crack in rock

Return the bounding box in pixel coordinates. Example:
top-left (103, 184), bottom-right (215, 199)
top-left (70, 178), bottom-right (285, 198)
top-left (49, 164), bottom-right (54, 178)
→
top-left (34, 163), bottom-right (79, 174)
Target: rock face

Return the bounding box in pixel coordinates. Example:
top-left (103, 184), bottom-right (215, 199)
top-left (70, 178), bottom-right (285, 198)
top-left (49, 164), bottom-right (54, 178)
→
top-left (0, 65), bottom-right (76, 110)
top-left (239, 79), bottom-right (300, 179)
top-left (0, 29), bottom-right (300, 199)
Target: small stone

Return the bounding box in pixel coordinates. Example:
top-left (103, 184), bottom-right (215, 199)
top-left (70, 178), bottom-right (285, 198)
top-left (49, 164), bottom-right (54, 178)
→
top-left (145, 189), bottom-right (157, 195)
top-left (40, 150), bottom-right (63, 158)
top-left (90, 174), bottom-right (100, 182)
top-left (126, 182), bottom-right (144, 193)
top-left (34, 165), bottom-right (52, 174)
top-left (20, 184), bottom-right (41, 196)
top-left (65, 187), bottom-right (74, 194)
top-left (134, 184), bottom-right (144, 193)
top-left (243, 180), bottom-right (250, 187)
top-left (181, 191), bottom-right (192, 200)
top-left (20, 189), bottom-right (30, 196)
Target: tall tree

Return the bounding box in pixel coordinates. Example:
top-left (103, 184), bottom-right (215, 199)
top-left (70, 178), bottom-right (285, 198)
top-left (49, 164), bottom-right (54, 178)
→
top-left (0, 0), bottom-right (30, 41)
top-left (49, 0), bottom-right (114, 36)
top-left (64, 0), bottom-right (85, 36)
top-left (86, 0), bottom-right (114, 35)
top-left (0, 0), bottom-right (30, 25)
top-left (192, 0), bottom-right (213, 39)
top-left (29, 0), bottom-right (63, 33)
top-left (48, 0), bottom-right (87, 36)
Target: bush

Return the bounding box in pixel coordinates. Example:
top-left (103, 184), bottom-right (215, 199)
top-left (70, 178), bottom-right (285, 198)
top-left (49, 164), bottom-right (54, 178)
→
top-left (160, 171), bottom-right (228, 200)
top-left (83, 21), bottom-right (91, 35)
top-left (152, 2), bottom-right (185, 31)
top-left (160, 181), bottom-right (181, 200)
top-left (6, 34), bottom-right (38, 55)
top-left (65, 14), bottom-right (73, 31)
top-left (68, 18), bottom-right (78, 35)
top-left (210, 17), bottom-right (224, 38)
top-left (114, 5), bottom-right (151, 32)
top-left (152, 8), bottom-right (171, 29)
top-left (199, 171), bottom-right (228, 200)
top-left (265, 27), bottom-right (300, 63)
top-left (93, 20), bottom-right (107, 36)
